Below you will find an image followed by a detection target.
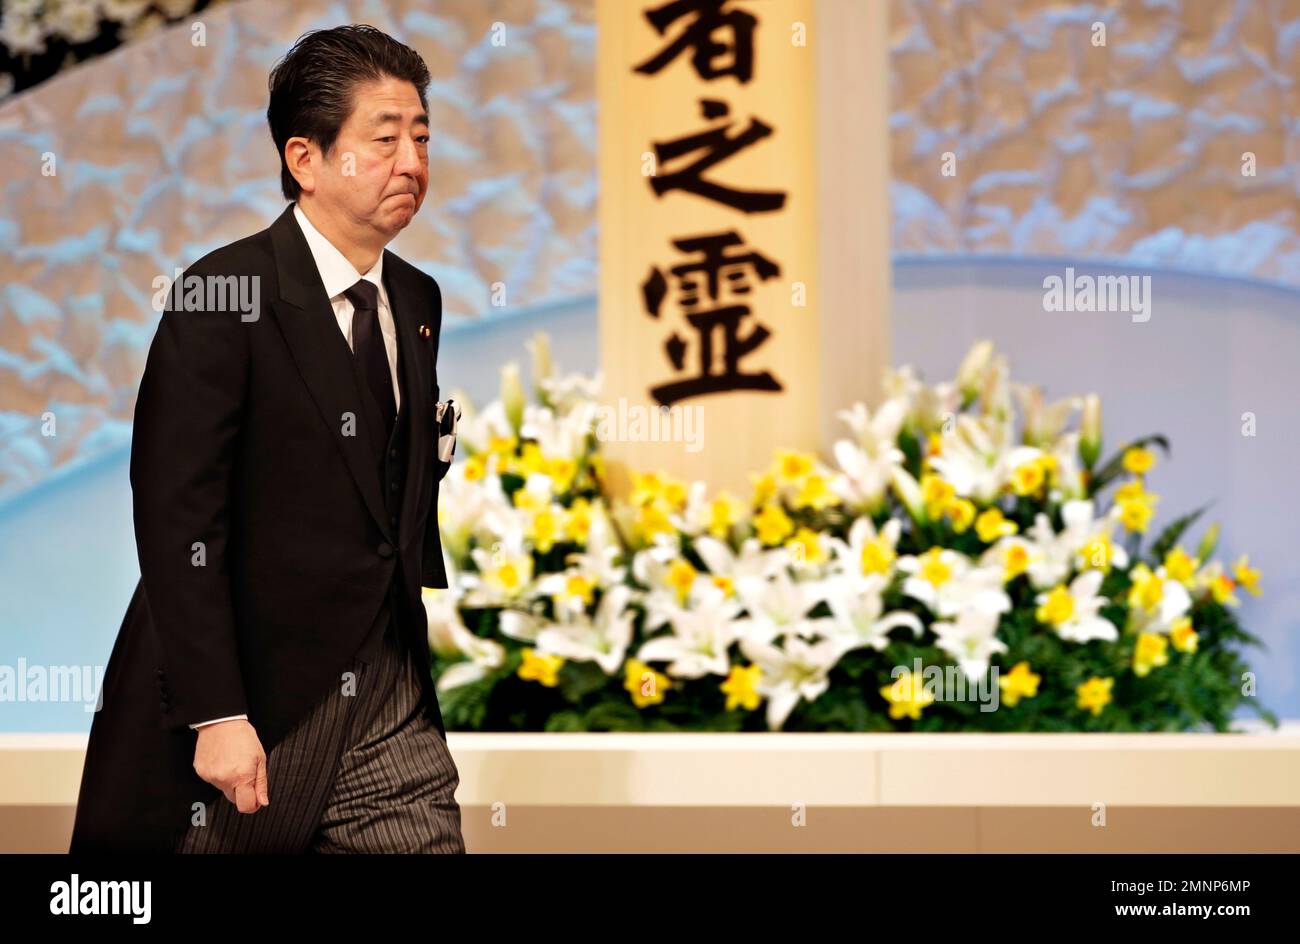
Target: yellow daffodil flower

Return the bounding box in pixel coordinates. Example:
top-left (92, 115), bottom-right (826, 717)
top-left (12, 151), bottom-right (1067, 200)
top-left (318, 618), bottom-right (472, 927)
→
top-left (1169, 616), bottom-right (1199, 653)
top-left (1000, 541), bottom-right (1032, 582)
top-left (787, 527), bottom-right (828, 567)
top-left (707, 491), bottom-right (743, 539)
top-left (754, 502), bottom-right (795, 546)
top-left (998, 661), bottom-right (1041, 707)
top-left (1118, 493), bottom-right (1157, 533)
top-left (920, 473), bottom-right (956, 519)
top-left (1127, 564), bottom-right (1165, 611)
top-left (1010, 459), bottom-right (1046, 497)
top-left (1123, 446), bottom-right (1157, 476)
top-left (773, 449), bottom-right (816, 484)
top-left (976, 507), bottom-right (1018, 543)
top-left (880, 669), bottom-right (936, 720)
top-left (1132, 633), bottom-right (1169, 677)
top-left (721, 664), bottom-right (763, 711)
top-left (750, 471), bottom-right (779, 508)
top-left (1163, 546), bottom-right (1199, 584)
top-left (1076, 676), bottom-right (1114, 716)
top-left (563, 498), bottom-right (593, 545)
top-left (518, 648), bottom-right (564, 687)
top-left (462, 453), bottom-right (488, 482)
top-left (944, 497), bottom-right (977, 533)
top-left (666, 558), bottom-right (698, 602)
top-left (624, 659), bottom-right (671, 707)
top-left (527, 507), bottom-right (561, 553)
top-left (916, 547), bottom-right (953, 589)
top-left (1036, 584), bottom-right (1075, 628)
top-left (635, 501), bottom-right (676, 543)
top-left (1078, 532), bottom-right (1118, 571)
top-left (1232, 556), bottom-right (1262, 596)
top-left (860, 536), bottom-right (896, 576)
top-left (793, 473), bottom-right (837, 511)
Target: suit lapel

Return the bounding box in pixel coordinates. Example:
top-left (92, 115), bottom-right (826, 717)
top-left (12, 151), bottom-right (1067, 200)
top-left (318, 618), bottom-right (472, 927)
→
top-left (383, 251), bottom-right (433, 549)
top-left (266, 204), bottom-right (394, 543)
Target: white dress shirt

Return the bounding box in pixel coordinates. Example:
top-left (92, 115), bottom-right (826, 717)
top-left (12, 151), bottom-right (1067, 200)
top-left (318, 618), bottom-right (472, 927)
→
top-left (189, 203), bottom-right (402, 731)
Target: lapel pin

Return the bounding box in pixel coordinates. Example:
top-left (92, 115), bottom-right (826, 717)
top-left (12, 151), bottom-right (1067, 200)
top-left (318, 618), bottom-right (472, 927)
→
top-left (418, 324), bottom-right (431, 338)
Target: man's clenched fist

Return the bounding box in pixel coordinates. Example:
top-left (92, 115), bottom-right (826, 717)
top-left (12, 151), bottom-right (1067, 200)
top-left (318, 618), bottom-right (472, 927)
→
top-left (193, 719), bottom-right (270, 813)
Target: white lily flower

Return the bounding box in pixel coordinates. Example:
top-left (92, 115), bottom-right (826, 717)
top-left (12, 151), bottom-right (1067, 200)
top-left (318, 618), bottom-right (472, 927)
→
top-left (465, 528), bottom-right (535, 606)
top-left (1061, 499), bottom-right (1129, 573)
top-left (539, 369), bottom-right (603, 415)
top-left (898, 548), bottom-right (1011, 619)
top-left (821, 573), bottom-right (924, 656)
top-left (675, 480), bottom-right (747, 539)
top-left (980, 354), bottom-right (1013, 420)
top-left (521, 401), bottom-right (598, 463)
top-left (1014, 384), bottom-right (1080, 448)
top-left (1020, 501), bottom-right (1127, 587)
top-left (422, 584), bottom-right (465, 658)
top-left (423, 580), bottom-right (508, 690)
top-left (883, 365), bottom-right (960, 434)
top-left (956, 340), bottom-right (996, 402)
top-left (459, 396), bottom-right (515, 455)
top-left (731, 569), bottom-right (832, 645)
top-left (1035, 570), bottom-right (1118, 643)
top-left (498, 607), bottom-right (544, 643)
top-left (561, 509), bottom-right (628, 588)
top-left (535, 585), bottom-right (637, 675)
top-left (826, 517), bottom-right (902, 587)
top-left (693, 535), bottom-right (786, 598)
top-left (1127, 564), bottom-right (1193, 633)
top-left (1049, 431), bottom-right (1086, 501)
top-left (930, 605), bottom-right (1008, 680)
top-left (636, 584), bottom-right (741, 679)
top-left (533, 568), bottom-right (600, 621)
top-left (1019, 514), bottom-right (1075, 589)
top-left (928, 415), bottom-right (1024, 503)
top-left (830, 400), bottom-right (907, 512)
top-left (738, 635), bottom-right (842, 730)
top-left (632, 542), bottom-right (713, 628)
top-left (435, 623), bottom-right (507, 691)
top-left (437, 463), bottom-right (513, 564)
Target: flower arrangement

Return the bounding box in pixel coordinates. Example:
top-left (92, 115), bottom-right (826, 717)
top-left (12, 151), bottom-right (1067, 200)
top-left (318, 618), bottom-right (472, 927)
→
top-left (425, 333), bottom-right (1274, 733)
top-left (1, 0), bottom-right (216, 102)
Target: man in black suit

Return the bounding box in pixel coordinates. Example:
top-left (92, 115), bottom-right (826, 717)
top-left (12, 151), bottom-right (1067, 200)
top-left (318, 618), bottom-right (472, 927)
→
top-left (69, 25), bottom-right (464, 852)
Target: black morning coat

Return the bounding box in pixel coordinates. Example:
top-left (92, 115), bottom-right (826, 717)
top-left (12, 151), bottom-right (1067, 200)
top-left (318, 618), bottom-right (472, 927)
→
top-left (68, 203), bottom-right (453, 852)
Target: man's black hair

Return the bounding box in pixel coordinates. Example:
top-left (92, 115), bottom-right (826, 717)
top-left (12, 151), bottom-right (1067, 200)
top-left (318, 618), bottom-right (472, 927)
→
top-left (267, 24), bottom-right (431, 201)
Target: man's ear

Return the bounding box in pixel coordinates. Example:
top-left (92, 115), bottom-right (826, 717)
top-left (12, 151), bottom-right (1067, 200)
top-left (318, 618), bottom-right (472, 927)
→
top-left (284, 136), bottom-right (316, 195)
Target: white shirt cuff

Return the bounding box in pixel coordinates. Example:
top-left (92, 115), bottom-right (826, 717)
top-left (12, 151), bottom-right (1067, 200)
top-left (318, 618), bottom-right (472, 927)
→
top-left (189, 714), bottom-right (249, 730)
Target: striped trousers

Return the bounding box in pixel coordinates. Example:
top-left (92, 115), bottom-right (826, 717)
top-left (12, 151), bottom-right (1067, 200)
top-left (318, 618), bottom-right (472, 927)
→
top-left (175, 619), bottom-right (464, 853)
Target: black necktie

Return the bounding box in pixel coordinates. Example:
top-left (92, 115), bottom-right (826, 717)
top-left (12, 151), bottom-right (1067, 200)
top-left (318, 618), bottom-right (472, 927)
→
top-left (343, 279), bottom-right (396, 440)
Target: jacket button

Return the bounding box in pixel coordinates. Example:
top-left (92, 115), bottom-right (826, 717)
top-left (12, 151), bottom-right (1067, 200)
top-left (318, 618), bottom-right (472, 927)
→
top-left (390, 448), bottom-right (399, 459)
top-left (377, 543), bottom-right (393, 558)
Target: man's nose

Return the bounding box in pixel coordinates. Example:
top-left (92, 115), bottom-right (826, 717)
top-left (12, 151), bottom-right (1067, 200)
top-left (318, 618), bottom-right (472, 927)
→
top-left (393, 136), bottom-right (424, 180)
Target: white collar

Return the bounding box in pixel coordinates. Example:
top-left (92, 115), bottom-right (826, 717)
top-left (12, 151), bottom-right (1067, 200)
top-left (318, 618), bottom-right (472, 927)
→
top-left (292, 202), bottom-right (387, 305)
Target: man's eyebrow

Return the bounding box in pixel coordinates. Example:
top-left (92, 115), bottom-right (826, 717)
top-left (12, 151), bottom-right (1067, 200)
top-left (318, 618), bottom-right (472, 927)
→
top-left (369, 111), bottom-right (430, 128)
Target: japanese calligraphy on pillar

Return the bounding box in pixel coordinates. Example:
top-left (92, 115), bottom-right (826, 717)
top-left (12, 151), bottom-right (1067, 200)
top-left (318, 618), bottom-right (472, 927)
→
top-left (599, 0), bottom-right (818, 494)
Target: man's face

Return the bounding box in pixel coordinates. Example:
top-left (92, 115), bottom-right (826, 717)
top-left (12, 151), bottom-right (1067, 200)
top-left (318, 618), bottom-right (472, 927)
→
top-left (315, 75), bottom-right (429, 240)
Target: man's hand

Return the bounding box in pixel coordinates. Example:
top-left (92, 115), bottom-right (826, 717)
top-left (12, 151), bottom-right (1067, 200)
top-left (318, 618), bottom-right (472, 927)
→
top-left (193, 719), bottom-right (270, 813)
